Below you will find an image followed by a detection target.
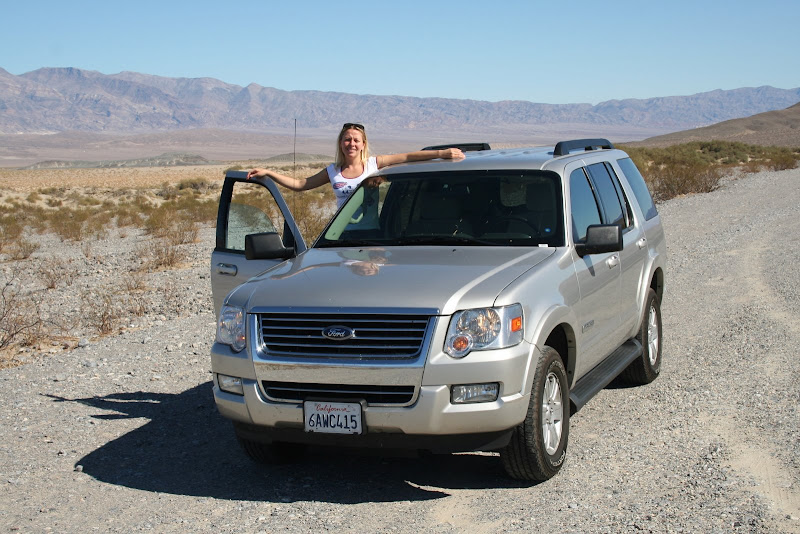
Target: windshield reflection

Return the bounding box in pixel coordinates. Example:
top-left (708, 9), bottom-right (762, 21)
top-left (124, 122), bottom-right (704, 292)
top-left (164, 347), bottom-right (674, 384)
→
top-left (316, 170), bottom-right (564, 248)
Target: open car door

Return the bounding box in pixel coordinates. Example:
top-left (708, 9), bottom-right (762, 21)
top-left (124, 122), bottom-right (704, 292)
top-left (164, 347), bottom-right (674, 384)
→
top-left (211, 171), bottom-right (306, 316)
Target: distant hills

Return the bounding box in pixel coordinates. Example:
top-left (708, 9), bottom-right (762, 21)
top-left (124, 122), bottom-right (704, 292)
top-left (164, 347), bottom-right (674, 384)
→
top-left (0, 67), bottom-right (798, 167)
top-left (630, 102), bottom-right (800, 148)
top-left (21, 152), bottom-right (213, 170)
top-left (2, 67), bottom-right (799, 135)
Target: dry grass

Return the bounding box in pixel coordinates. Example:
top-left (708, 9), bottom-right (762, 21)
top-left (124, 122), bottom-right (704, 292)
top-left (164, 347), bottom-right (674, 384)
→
top-left (0, 165), bottom-right (230, 192)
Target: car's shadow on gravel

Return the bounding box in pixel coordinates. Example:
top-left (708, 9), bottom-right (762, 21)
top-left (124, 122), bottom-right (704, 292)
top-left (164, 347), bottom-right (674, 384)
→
top-left (47, 382), bottom-right (535, 503)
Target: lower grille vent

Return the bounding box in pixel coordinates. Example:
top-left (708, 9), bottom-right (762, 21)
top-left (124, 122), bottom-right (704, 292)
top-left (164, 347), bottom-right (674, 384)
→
top-left (263, 381), bottom-right (415, 405)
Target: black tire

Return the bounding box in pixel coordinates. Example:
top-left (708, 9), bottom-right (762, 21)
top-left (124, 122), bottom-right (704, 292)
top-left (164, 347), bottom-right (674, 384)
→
top-left (622, 288), bottom-right (662, 385)
top-left (500, 346), bottom-right (570, 481)
top-left (234, 426), bottom-right (305, 465)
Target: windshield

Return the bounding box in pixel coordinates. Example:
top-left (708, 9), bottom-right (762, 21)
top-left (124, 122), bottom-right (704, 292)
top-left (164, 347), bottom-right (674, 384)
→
top-left (315, 170), bottom-right (564, 248)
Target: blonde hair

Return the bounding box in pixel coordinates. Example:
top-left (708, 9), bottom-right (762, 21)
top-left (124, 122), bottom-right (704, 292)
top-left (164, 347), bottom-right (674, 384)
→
top-left (334, 124), bottom-right (370, 168)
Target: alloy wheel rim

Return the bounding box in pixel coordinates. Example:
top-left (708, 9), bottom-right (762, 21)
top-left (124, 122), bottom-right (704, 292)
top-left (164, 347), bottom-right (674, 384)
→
top-left (541, 372), bottom-right (564, 455)
top-left (647, 304), bottom-right (660, 365)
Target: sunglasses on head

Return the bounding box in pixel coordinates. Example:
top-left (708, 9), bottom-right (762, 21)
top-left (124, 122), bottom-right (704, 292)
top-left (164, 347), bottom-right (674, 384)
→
top-left (342, 123), bottom-right (365, 131)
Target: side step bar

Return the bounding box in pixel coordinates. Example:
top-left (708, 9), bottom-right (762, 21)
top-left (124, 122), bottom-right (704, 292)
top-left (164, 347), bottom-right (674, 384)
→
top-left (569, 339), bottom-right (642, 413)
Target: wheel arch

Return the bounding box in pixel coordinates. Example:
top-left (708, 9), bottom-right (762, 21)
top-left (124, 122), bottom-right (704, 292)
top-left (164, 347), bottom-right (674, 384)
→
top-left (650, 266), bottom-right (664, 303)
top-left (542, 323), bottom-right (577, 390)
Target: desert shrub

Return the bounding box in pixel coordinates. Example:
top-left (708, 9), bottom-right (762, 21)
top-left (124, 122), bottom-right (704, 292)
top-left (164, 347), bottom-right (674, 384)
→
top-left (620, 141), bottom-right (800, 202)
top-left (66, 191), bottom-right (102, 207)
top-left (38, 257), bottom-right (77, 289)
top-left (8, 239), bottom-right (40, 260)
top-left (43, 207), bottom-right (113, 241)
top-left (623, 141), bottom-right (800, 200)
top-left (18, 206), bottom-right (50, 235)
top-left (646, 163), bottom-right (722, 202)
top-left (136, 238), bottom-right (186, 271)
top-left (143, 205), bottom-right (175, 238)
top-left (38, 187), bottom-right (67, 197)
top-left (177, 177), bottom-right (217, 193)
top-left (290, 192), bottom-right (336, 243)
top-left (26, 192), bottom-right (41, 203)
top-left (167, 218), bottom-right (199, 246)
top-left (48, 208), bottom-right (92, 241)
top-left (122, 271), bottom-right (149, 316)
top-left (80, 241), bottom-right (94, 260)
top-left (143, 196), bottom-right (216, 238)
top-left (80, 288), bottom-right (121, 335)
top-left (172, 195), bottom-right (218, 224)
top-left (0, 216), bottom-right (23, 253)
top-left (115, 204), bottom-right (146, 227)
top-left (84, 210), bottom-right (113, 240)
top-left (0, 276), bottom-right (43, 349)
top-left (123, 271), bottom-right (147, 293)
top-left (766, 150), bottom-right (798, 171)
top-left (126, 292), bottom-right (150, 317)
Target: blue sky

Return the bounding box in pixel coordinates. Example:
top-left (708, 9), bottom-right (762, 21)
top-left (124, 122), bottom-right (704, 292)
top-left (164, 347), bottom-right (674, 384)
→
top-left (3, 0), bottom-right (798, 104)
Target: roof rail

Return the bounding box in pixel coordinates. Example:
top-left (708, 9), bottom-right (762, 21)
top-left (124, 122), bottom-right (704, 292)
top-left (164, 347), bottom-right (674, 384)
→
top-left (422, 142), bottom-right (491, 152)
top-left (553, 138), bottom-right (614, 156)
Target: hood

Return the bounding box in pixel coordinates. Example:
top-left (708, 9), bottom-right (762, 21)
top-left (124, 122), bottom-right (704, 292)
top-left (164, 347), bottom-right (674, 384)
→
top-left (232, 246), bottom-right (555, 315)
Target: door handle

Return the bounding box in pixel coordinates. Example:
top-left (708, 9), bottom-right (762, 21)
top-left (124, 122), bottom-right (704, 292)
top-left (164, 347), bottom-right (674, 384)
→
top-left (606, 255), bottom-right (619, 268)
top-left (637, 237), bottom-right (647, 249)
top-left (216, 263), bottom-right (238, 276)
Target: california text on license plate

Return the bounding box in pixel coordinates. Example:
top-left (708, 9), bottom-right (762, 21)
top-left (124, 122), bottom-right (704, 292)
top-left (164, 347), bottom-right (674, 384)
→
top-left (303, 401), bottom-right (363, 434)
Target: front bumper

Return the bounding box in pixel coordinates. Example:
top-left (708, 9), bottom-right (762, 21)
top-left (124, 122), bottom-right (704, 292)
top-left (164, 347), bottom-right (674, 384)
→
top-left (210, 327), bottom-right (536, 451)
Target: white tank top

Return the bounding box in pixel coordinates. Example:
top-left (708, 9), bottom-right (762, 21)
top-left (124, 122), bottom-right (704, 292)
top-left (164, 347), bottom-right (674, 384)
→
top-left (326, 156), bottom-right (379, 208)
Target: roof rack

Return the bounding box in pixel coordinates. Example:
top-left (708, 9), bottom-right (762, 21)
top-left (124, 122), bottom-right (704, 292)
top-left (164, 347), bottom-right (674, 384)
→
top-left (553, 138), bottom-right (614, 156)
top-left (422, 142), bottom-right (491, 152)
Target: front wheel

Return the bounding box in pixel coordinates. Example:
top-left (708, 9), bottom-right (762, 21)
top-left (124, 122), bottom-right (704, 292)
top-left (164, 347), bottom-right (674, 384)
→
top-left (500, 346), bottom-right (570, 481)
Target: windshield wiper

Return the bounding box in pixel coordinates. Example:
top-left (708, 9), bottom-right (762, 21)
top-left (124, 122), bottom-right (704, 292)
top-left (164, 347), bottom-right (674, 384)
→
top-left (394, 235), bottom-right (500, 246)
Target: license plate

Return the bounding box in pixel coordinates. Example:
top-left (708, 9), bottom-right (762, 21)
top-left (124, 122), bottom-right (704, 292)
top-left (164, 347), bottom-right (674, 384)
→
top-left (303, 401), bottom-right (363, 434)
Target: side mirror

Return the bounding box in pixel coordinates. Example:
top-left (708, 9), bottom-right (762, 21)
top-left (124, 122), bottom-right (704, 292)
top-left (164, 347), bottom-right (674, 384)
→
top-left (575, 224), bottom-right (622, 257)
top-left (244, 232), bottom-right (295, 260)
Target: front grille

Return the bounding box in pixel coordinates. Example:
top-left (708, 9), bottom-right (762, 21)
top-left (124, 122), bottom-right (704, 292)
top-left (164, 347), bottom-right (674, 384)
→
top-left (263, 381), bottom-right (416, 405)
top-left (258, 313), bottom-right (431, 359)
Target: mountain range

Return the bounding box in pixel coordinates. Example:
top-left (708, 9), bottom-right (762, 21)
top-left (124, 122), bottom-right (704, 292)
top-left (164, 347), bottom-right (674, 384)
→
top-left (0, 67), bottom-right (798, 167)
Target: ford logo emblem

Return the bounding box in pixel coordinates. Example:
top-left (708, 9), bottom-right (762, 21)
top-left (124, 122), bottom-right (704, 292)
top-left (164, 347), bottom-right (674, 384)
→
top-left (322, 325), bottom-right (355, 341)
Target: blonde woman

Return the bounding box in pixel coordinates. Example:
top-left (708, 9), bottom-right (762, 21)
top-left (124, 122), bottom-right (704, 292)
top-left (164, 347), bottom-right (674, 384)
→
top-left (247, 123), bottom-right (464, 208)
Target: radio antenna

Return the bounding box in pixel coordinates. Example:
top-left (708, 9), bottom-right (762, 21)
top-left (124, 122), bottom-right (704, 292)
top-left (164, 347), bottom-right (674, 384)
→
top-left (293, 118), bottom-right (297, 213)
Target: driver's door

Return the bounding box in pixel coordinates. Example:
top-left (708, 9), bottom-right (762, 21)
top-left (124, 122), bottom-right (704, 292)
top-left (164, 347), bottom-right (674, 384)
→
top-left (210, 171), bottom-right (306, 316)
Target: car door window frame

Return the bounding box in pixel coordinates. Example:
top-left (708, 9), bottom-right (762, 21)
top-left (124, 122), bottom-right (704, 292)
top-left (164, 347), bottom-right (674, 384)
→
top-left (215, 171), bottom-right (306, 255)
top-left (568, 167), bottom-right (603, 244)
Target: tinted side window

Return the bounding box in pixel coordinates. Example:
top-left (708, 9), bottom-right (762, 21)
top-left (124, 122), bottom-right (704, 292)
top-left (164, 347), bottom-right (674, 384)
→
top-left (586, 163), bottom-right (625, 227)
top-left (569, 168), bottom-right (602, 242)
top-left (605, 162), bottom-right (634, 228)
top-left (617, 158), bottom-right (658, 220)
top-left (225, 181), bottom-right (284, 252)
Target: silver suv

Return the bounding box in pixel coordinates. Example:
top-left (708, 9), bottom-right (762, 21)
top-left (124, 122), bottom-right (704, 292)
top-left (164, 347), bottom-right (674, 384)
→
top-left (210, 138), bottom-right (666, 481)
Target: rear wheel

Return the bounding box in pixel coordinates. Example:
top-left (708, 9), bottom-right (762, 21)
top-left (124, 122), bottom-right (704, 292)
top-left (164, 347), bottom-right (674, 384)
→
top-left (501, 346), bottom-right (570, 481)
top-left (622, 288), bottom-right (662, 385)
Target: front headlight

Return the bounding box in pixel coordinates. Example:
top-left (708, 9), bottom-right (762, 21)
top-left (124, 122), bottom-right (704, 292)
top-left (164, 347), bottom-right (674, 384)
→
top-left (217, 305), bottom-right (246, 352)
top-left (445, 304), bottom-right (523, 358)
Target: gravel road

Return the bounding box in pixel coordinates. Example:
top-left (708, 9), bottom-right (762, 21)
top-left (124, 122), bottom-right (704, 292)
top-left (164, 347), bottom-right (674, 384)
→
top-left (2, 168), bottom-right (799, 533)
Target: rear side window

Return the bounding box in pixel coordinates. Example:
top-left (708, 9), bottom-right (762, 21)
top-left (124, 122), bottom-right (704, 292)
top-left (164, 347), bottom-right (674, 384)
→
top-left (586, 163), bottom-right (628, 229)
top-left (569, 169), bottom-right (602, 242)
top-left (617, 158), bottom-right (658, 221)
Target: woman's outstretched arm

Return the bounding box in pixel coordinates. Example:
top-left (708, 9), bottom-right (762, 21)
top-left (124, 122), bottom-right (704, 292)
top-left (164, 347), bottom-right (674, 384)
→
top-left (376, 148), bottom-right (465, 169)
top-left (246, 167), bottom-right (329, 191)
